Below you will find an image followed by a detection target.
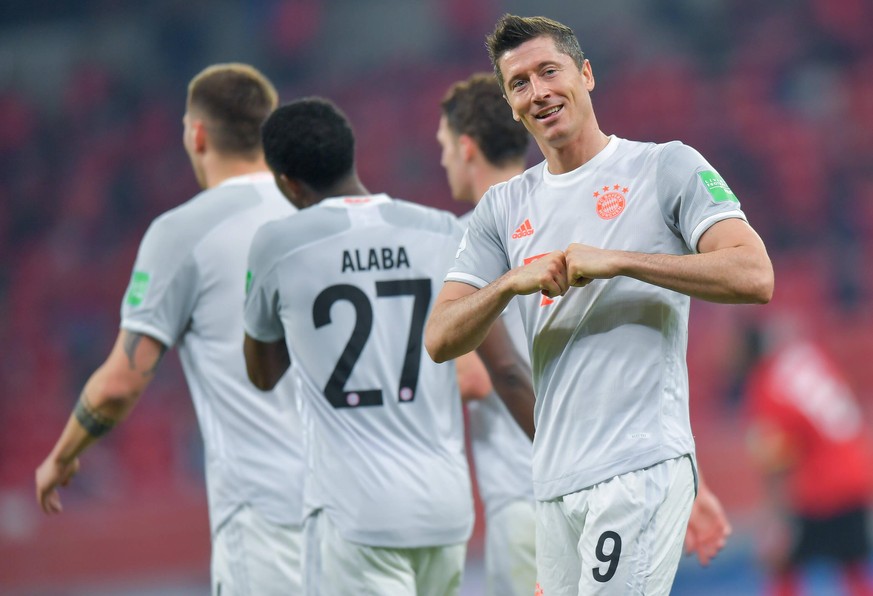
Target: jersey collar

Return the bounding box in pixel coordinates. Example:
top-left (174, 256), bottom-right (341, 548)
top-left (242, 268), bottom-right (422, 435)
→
top-left (218, 172), bottom-right (275, 187)
top-left (322, 193), bottom-right (392, 208)
top-left (541, 135), bottom-right (621, 188)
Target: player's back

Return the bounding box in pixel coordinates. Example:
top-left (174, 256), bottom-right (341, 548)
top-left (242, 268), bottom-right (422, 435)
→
top-left (246, 193), bottom-right (472, 548)
top-left (124, 173), bottom-right (304, 534)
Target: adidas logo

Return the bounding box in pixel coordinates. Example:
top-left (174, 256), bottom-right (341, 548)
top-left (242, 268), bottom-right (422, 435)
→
top-left (511, 218), bottom-right (534, 239)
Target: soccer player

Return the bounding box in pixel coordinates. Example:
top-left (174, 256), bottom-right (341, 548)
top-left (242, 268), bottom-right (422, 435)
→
top-left (243, 96), bottom-right (534, 596)
top-left (425, 15), bottom-right (774, 595)
top-left (438, 72), bottom-right (734, 594)
top-left (438, 72), bottom-right (537, 596)
top-left (743, 320), bottom-right (873, 595)
top-left (35, 64), bottom-right (305, 595)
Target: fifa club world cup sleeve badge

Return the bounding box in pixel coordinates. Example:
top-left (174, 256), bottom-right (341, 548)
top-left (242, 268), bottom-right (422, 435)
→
top-left (698, 170), bottom-right (738, 203)
top-left (593, 184), bottom-right (629, 220)
top-left (125, 271), bottom-right (150, 307)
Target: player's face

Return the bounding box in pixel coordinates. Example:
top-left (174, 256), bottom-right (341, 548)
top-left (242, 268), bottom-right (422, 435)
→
top-left (436, 115), bottom-right (473, 203)
top-left (498, 36), bottom-right (595, 150)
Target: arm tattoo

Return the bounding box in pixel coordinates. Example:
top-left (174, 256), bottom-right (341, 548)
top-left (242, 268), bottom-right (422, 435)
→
top-left (73, 392), bottom-right (116, 437)
top-left (123, 331), bottom-right (167, 376)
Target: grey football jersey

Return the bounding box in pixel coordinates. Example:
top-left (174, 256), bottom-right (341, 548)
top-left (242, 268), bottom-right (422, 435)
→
top-left (459, 212), bottom-right (535, 518)
top-left (245, 194), bottom-right (473, 548)
top-left (448, 137), bottom-right (746, 501)
top-left (121, 174), bottom-right (305, 534)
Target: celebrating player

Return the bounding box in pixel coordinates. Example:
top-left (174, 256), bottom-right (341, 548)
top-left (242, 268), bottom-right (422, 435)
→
top-left (425, 15), bottom-right (773, 595)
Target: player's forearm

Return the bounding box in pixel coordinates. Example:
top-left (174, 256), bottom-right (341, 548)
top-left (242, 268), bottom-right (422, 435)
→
top-left (425, 279), bottom-right (516, 363)
top-left (455, 352), bottom-right (493, 402)
top-left (48, 381), bottom-right (139, 466)
top-left (474, 318), bottom-right (536, 439)
top-left (614, 246), bottom-right (773, 304)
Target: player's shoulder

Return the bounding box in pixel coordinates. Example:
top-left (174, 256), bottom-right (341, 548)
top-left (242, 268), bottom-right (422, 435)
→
top-left (486, 162), bottom-right (545, 202)
top-left (382, 197), bottom-right (462, 237)
top-left (143, 187), bottom-right (215, 246)
top-left (650, 139), bottom-right (707, 168)
top-left (148, 184), bottom-right (251, 238)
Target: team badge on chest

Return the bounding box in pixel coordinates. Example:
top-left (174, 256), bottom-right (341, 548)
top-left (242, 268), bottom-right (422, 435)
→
top-left (593, 184), bottom-right (629, 220)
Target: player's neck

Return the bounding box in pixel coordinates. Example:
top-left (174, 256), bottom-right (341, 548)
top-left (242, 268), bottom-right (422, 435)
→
top-left (202, 155), bottom-right (270, 189)
top-left (472, 162), bottom-right (525, 205)
top-left (316, 173), bottom-right (370, 203)
top-left (541, 127), bottom-right (610, 176)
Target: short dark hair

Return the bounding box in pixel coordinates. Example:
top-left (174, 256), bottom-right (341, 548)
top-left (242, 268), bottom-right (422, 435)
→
top-left (261, 97), bottom-right (355, 192)
top-left (441, 73), bottom-right (529, 167)
top-left (187, 63), bottom-right (278, 157)
top-left (486, 14), bottom-right (585, 90)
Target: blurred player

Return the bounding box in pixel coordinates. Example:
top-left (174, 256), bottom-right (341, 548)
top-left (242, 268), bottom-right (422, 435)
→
top-left (744, 318), bottom-right (873, 596)
top-left (438, 72), bottom-right (732, 594)
top-left (35, 63), bottom-right (305, 595)
top-left (425, 15), bottom-right (773, 595)
top-left (439, 72), bottom-right (537, 596)
top-left (243, 96), bottom-right (534, 596)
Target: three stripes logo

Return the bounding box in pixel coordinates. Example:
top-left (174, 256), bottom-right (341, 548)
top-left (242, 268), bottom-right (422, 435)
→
top-left (511, 218), bottom-right (534, 239)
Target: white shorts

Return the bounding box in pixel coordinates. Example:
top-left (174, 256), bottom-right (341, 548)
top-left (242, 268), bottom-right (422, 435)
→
top-left (211, 505), bottom-right (303, 596)
top-left (484, 499), bottom-right (537, 596)
top-left (535, 456), bottom-right (694, 596)
top-left (303, 510), bottom-right (466, 596)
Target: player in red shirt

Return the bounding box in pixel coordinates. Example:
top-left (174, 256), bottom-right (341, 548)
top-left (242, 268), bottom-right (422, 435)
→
top-left (745, 321), bottom-right (873, 596)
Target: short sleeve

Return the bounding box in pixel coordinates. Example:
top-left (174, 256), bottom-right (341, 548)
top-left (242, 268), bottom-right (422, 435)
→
top-left (243, 224), bottom-right (285, 342)
top-left (120, 221), bottom-right (199, 348)
top-left (446, 190), bottom-right (511, 288)
top-left (655, 142), bottom-right (747, 253)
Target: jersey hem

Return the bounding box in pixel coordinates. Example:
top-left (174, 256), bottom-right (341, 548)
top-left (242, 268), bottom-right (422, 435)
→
top-left (532, 447), bottom-right (696, 502)
top-left (444, 271), bottom-right (488, 288)
top-left (689, 211), bottom-right (746, 253)
top-left (120, 320), bottom-right (175, 348)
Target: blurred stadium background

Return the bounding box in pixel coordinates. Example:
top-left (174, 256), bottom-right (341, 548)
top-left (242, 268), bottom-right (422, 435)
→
top-left (2, 0), bottom-right (873, 594)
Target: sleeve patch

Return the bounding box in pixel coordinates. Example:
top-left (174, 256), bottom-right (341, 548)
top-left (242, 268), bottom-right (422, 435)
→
top-left (698, 170), bottom-right (738, 203)
top-left (125, 271), bottom-right (150, 307)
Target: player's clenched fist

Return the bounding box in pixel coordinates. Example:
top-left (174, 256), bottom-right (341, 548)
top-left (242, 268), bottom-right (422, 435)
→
top-left (510, 250), bottom-right (569, 298)
top-left (564, 243), bottom-right (620, 287)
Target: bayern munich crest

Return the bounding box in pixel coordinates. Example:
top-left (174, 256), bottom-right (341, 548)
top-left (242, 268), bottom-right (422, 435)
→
top-left (593, 184), bottom-right (629, 220)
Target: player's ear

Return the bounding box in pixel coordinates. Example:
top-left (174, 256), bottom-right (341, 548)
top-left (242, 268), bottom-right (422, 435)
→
top-left (458, 134), bottom-right (476, 162)
top-left (276, 174), bottom-right (297, 199)
top-left (502, 93), bottom-right (521, 122)
top-left (582, 59), bottom-right (595, 92)
top-left (192, 120), bottom-right (208, 153)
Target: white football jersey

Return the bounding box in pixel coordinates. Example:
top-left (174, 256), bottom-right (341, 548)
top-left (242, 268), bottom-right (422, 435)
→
top-left (460, 213), bottom-right (535, 519)
top-left (449, 137), bottom-right (746, 501)
top-left (245, 194), bottom-right (473, 548)
top-left (121, 173), bottom-right (305, 534)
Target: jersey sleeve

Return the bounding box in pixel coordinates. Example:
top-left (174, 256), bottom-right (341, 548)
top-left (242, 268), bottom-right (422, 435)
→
top-left (445, 191), bottom-right (510, 288)
top-left (243, 223), bottom-right (285, 342)
top-left (655, 142), bottom-right (748, 253)
top-left (120, 219), bottom-right (199, 348)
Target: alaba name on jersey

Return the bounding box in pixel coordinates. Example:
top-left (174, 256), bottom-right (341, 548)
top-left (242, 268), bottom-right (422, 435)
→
top-left (244, 194), bottom-right (473, 548)
top-left (448, 136), bottom-right (748, 501)
top-left (121, 174), bottom-right (305, 535)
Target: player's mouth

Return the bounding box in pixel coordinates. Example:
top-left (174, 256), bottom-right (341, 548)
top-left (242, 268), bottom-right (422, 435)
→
top-left (534, 105), bottom-right (562, 121)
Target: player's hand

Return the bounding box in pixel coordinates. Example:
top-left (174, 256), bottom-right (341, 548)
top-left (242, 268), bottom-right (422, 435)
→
top-left (564, 243), bottom-right (619, 287)
top-left (684, 483), bottom-right (732, 566)
top-left (35, 455), bottom-right (80, 514)
top-left (511, 250), bottom-right (569, 298)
